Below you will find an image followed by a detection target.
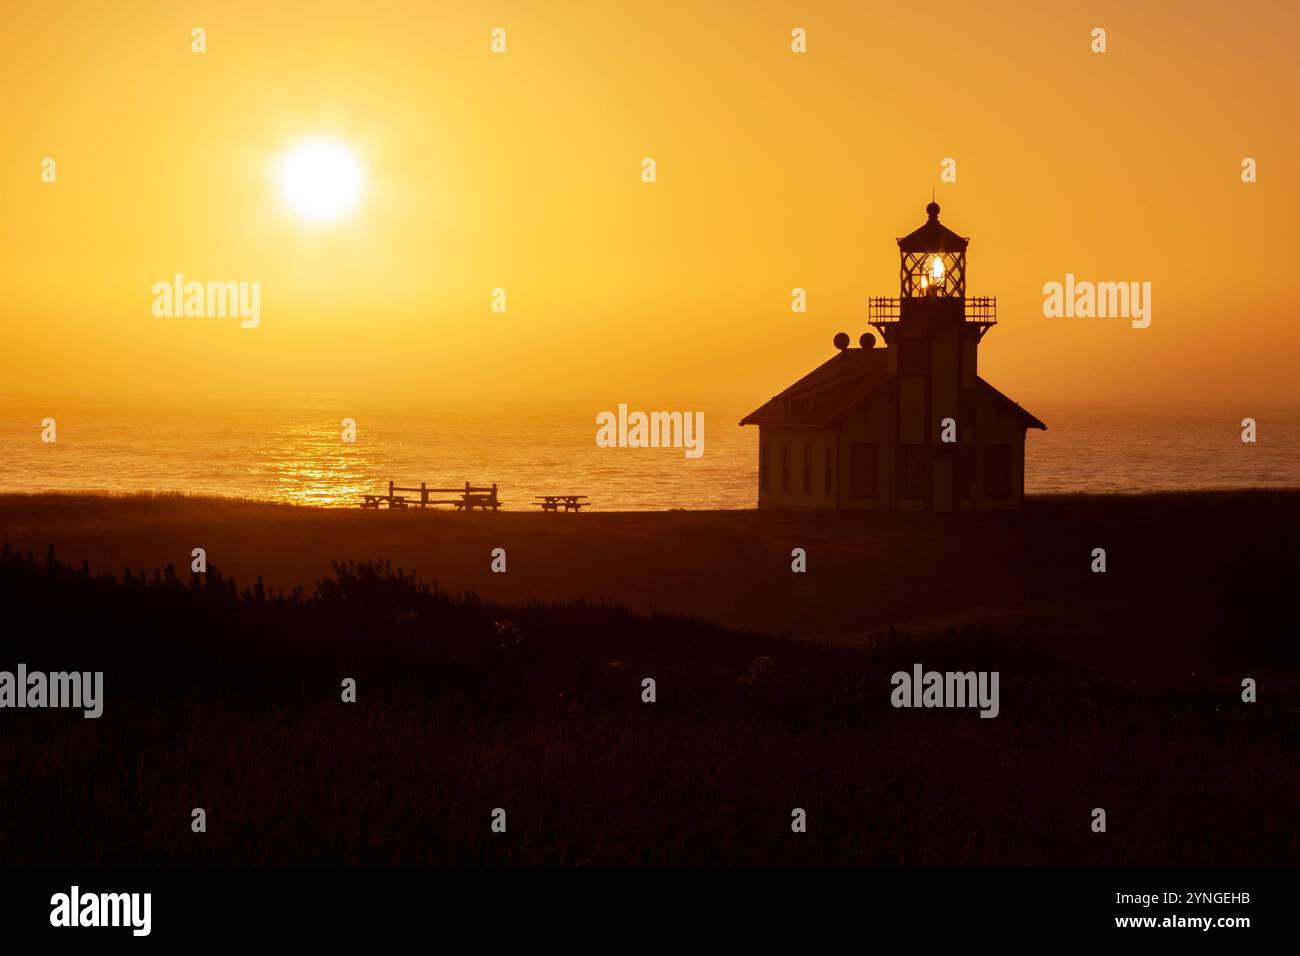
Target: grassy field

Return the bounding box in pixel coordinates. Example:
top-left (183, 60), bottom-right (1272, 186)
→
top-left (2, 489), bottom-right (1299, 677)
top-left (2, 489), bottom-right (1299, 865)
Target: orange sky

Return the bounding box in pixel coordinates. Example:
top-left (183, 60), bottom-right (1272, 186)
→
top-left (2, 0), bottom-right (1298, 411)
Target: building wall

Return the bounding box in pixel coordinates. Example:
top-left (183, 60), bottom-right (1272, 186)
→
top-left (968, 389), bottom-right (1028, 510)
top-left (836, 389), bottom-right (897, 510)
top-left (756, 425), bottom-right (839, 509)
top-left (755, 386), bottom-right (1031, 511)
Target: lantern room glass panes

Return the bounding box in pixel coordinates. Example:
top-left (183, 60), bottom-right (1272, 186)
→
top-left (901, 249), bottom-right (965, 298)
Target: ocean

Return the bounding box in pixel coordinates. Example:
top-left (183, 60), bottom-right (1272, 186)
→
top-left (0, 400), bottom-right (1296, 510)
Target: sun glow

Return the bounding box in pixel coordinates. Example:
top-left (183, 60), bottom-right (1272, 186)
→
top-left (277, 139), bottom-right (363, 222)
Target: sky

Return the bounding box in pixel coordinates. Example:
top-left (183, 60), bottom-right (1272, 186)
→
top-left (2, 0), bottom-right (1298, 412)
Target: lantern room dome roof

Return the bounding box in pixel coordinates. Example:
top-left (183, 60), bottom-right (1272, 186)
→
top-left (898, 201), bottom-right (969, 253)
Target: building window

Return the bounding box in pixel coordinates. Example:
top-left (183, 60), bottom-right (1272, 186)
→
top-left (801, 442), bottom-right (813, 494)
top-left (984, 444), bottom-right (1011, 498)
top-left (901, 446), bottom-right (927, 498)
top-left (759, 441), bottom-right (769, 491)
top-left (824, 444), bottom-right (836, 497)
top-left (849, 443), bottom-right (877, 498)
top-left (781, 442), bottom-right (791, 493)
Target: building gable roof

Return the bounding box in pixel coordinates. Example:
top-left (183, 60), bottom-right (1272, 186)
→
top-left (977, 378), bottom-right (1047, 430)
top-left (739, 352), bottom-right (1047, 431)
top-left (739, 348), bottom-right (891, 427)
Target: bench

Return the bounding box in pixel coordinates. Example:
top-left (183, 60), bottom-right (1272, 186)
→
top-left (362, 481), bottom-right (501, 511)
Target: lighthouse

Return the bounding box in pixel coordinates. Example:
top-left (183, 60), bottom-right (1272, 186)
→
top-left (741, 203), bottom-right (1045, 511)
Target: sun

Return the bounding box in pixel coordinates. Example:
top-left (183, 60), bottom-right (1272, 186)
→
top-left (277, 139), bottom-right (363, 222)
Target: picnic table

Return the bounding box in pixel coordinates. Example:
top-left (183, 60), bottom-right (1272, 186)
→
top-left (360, 493), bottom-right (410, 510)
top-left (534, 495), bottom-right (589, 513)
top-left (455, 490), bottom-right (501, 512)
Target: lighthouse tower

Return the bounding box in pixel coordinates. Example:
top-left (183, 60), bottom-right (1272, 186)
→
top-left (869, 201), bottom-right (997, 510)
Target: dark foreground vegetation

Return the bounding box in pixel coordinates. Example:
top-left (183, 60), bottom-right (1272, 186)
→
top-left (1, 543), bottom-right (1297, 866)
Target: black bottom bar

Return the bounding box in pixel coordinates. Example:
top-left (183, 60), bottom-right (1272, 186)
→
top-left (0, 867), bottom-right (1285, 942)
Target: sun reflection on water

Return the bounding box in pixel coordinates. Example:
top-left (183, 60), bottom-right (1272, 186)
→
top-left (253, 421), bottom-right (377, 506)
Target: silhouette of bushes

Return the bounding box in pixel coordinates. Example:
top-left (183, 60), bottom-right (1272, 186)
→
top-left (1, 543), bottom-right (1297, 866)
